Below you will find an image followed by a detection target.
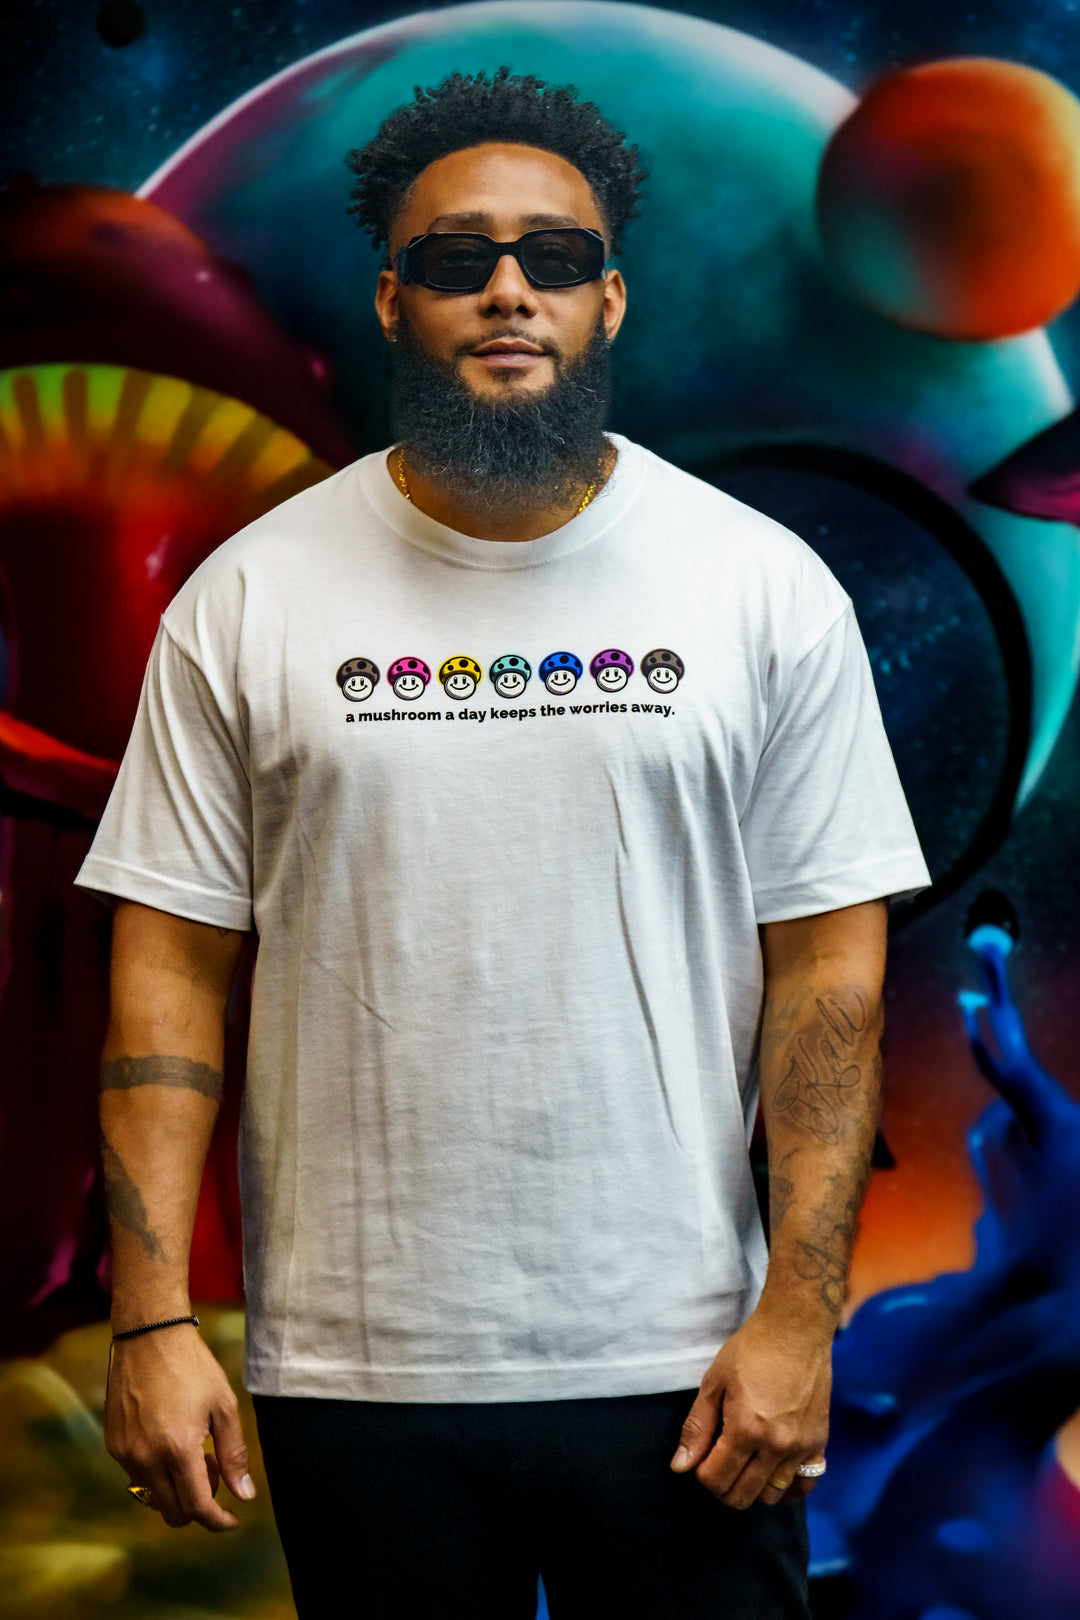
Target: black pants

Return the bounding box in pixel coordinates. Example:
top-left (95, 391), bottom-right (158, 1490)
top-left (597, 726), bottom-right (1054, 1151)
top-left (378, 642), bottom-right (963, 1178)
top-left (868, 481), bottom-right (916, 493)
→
top-left (254, 1389), bottom-right (811, 1619)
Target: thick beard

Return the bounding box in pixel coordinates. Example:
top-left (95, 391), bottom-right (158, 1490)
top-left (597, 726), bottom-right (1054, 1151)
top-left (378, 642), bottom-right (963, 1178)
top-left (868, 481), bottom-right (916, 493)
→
top-left (389, 311), bottom-right (612, 520)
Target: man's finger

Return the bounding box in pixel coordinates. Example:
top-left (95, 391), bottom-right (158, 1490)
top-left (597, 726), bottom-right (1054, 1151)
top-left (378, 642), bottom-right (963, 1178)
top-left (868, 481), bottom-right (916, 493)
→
top-left (758, 1466), bottom-right (800, 1507)
top-left (694, 1432), bottom-right (749, 1498)
top-left (691, 1401), bottom-right (772, 1500)
top-left (670, 1389), bottom-right (721, 1472)
top-left (140, 1463), bottom-right (188, 1528)
top-left (787, 1456), bottom-right (828, 1499)
top-left (210, 1396), bottom-right (257, 1503)
top-left (720, 1432), bottom-right (825, 1509)
top-left (170, 1452), bottom-right (238, 1533)
top-left (703, 1438), bottom-right (794, 1509)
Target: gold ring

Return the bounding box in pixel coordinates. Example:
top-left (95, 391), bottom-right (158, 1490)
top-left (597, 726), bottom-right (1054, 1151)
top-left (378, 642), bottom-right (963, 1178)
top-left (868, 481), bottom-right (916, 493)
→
top-left (127, 1484), bottom-right (154, 1507)
top-left (767, 1474), bottom-right (794, 1492)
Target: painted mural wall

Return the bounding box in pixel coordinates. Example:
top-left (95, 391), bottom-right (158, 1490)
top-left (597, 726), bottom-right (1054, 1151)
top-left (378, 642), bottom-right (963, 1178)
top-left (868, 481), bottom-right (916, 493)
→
top-left (1, 1), bottom-right (1079, 1616)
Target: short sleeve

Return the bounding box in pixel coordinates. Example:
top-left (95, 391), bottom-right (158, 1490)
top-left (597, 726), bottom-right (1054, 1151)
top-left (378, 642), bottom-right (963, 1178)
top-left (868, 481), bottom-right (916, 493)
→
top-left (75, 623), bottom-right (253, 930)
top-left (740, 604), bottom-right (931, 923)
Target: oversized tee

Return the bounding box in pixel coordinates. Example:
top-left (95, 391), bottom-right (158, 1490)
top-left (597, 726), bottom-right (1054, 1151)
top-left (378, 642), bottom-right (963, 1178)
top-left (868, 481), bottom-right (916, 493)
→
top-left (77, 435), bottom-right (931, 1402)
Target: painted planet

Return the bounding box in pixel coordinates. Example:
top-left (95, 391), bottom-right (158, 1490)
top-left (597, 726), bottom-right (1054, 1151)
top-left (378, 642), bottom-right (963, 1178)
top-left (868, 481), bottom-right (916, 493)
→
top-left (139, 2), bottom-right (1080, 809)
top-left (817, 58), bottom-right (1080, 341)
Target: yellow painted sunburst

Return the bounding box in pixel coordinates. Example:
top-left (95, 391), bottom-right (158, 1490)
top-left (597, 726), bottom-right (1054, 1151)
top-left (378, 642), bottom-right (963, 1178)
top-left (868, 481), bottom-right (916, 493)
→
top-left (0, 364), bottom-right (335, 518)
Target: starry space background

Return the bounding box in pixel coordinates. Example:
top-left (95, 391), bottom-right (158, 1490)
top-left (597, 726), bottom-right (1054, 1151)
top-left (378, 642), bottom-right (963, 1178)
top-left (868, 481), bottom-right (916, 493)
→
top-left (2, 0), bottom-right (1079, 1298)
top-left (9, 0), bottom-right (1080, 195)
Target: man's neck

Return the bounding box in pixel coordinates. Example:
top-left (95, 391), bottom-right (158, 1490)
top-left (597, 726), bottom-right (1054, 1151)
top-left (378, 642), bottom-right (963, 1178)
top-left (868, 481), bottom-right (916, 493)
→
top-left (388, 440), bottom-right (617, 542)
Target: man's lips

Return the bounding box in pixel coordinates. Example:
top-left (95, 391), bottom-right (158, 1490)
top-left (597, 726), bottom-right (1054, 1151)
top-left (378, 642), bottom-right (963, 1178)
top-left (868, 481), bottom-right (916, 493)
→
top-left (472, 339), bottom-right (547, 355)
top-left (469, 339), bottom-right (550, 367)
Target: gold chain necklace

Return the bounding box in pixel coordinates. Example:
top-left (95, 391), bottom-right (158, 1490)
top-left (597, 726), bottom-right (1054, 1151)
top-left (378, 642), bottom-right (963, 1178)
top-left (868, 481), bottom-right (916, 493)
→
top-left (396, 448), bottom-right (597, 516)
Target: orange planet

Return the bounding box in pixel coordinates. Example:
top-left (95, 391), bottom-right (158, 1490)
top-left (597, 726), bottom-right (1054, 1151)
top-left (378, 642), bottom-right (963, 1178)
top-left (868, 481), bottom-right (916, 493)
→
top-left (816, 58), bottom-right (1080, 340)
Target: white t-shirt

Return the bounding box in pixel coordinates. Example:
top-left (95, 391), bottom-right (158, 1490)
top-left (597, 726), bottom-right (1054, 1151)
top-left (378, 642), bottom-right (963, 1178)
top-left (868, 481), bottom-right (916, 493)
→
top-left (77, 436), bottom-right (930, 1402)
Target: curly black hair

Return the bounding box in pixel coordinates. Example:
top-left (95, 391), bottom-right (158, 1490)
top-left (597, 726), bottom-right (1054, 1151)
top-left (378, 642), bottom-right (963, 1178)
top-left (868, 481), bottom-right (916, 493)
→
top-left (345, 66), bottom-right (647, 257)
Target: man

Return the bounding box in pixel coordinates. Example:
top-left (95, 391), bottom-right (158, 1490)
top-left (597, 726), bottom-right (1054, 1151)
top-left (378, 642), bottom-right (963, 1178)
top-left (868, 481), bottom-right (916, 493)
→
top-left (78, 68), bottom-right (930, 1619)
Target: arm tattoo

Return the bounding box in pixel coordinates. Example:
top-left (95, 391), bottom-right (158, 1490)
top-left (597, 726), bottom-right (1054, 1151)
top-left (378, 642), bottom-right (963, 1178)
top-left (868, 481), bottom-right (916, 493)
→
top-left (99, 1135), bottom-right (167, 1261)
top-left (793, 1171), bottom-right (866, 1316)
top-left (770, 1174), bottom-right (796, 1231)
top-left (793, 1239), bottom-right (848, 1317)
top-left (101, 1055), bottom-right (224, 1101)
top-left (769, 1149), bottom-right (798, 1235)
top-left (764, 985), bottom-right (881, 1317)
top-left (772, 991), bottom-right (868, 1144)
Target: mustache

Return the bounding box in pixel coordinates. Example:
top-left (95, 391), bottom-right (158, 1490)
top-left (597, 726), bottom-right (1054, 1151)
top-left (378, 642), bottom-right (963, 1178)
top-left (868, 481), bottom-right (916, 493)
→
top-left (454, 330), bottom-right (560, 360)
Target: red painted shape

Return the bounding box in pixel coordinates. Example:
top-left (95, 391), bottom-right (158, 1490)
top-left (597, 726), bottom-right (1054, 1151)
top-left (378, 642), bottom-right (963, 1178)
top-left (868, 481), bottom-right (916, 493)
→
top-left (0, 184), bottom-right (349, 1352)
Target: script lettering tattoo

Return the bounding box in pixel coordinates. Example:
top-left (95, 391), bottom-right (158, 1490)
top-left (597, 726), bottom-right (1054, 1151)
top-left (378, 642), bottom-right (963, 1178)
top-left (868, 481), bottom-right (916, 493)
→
top-left (793, 1238), bottom-right (849, 1317)
top-left (100, 1056), bottom-right (224, 1101)
top-left (794, 1170), bottom-right (867, 1315)
top-left (772, 991), bottom-right (869, 1144)
top-left (100, 1135), bottom-right (166, 1261)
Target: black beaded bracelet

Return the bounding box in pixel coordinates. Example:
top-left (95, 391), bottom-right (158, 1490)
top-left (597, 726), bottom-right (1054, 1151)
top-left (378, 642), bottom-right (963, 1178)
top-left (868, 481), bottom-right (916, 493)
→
top-left (106, 1315), bottom-right (200, 1400)
top-left (112, 1315), bottom-right (200, 1342)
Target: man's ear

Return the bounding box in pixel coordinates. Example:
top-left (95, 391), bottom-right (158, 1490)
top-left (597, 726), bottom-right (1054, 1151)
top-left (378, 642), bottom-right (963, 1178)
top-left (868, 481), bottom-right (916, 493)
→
top-left (602, 268), bottom-right (627, 344)
top-left (375, 267), bottom-right (400, 343)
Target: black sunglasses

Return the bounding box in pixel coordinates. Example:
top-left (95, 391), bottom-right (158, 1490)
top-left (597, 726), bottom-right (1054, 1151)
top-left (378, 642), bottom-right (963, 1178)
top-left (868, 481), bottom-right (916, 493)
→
top-left (393, 227), bottom-right (608, 293)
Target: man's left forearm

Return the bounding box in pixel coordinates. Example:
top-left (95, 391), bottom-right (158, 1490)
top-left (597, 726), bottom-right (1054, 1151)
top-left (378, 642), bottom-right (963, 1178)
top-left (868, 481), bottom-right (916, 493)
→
top-left (757, 961), bottom-right (884, 1346)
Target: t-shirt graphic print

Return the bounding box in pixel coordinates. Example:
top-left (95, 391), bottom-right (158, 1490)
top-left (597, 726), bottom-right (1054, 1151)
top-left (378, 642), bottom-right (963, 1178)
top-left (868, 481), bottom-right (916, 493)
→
top-left (332, 644), bottom-right (684, 724)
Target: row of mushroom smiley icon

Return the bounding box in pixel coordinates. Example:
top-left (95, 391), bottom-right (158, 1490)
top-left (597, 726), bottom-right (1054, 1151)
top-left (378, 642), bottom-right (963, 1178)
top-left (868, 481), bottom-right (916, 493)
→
top-left (336, 649), bottom-right (686, 703)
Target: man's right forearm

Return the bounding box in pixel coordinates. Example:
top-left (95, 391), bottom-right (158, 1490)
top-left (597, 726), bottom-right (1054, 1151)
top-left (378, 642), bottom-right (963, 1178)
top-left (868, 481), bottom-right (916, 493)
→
top-left (99, 902), bottom-right (254, 1534)
top-left (100, 902), bottom-right (246, 1329)
top-left (100, 1057), bottom-right (223, 1330)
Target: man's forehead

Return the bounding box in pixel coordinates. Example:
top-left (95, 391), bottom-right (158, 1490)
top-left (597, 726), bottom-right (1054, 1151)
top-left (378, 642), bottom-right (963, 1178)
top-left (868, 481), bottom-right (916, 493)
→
top-left (424, 210), bottom-right (582, 233)
top-left (394, 143), bottom-right (604, 241)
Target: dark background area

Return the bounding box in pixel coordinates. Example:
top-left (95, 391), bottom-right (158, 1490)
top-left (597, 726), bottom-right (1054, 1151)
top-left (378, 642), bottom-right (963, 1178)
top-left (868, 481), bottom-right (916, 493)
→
top-left (6, 0), bottom-right (1080, 193)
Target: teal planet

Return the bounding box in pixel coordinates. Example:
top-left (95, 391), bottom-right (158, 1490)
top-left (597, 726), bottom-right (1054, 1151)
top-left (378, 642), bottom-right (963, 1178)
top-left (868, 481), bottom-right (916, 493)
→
top-left (140, 0), bottom-right (1079, 814)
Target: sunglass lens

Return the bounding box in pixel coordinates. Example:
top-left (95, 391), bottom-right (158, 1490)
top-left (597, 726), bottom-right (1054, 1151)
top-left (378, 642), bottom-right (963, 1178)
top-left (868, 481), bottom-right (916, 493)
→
top-left (420, 236), bottom-right (495, 290)
top-left (520, 231), bottom-right (598, 285)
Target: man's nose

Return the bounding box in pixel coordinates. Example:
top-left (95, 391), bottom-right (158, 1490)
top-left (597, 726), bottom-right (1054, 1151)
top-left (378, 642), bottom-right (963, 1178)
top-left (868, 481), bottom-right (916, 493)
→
top-left (478, 251), bottom-right (539, 316)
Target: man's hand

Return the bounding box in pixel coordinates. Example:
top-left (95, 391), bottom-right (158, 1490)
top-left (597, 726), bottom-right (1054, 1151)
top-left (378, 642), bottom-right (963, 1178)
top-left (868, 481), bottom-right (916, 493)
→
top-left (669, 1307), bottom-right (831, 1509)
top-left (106, 1325), bottom-right (256, 1532)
